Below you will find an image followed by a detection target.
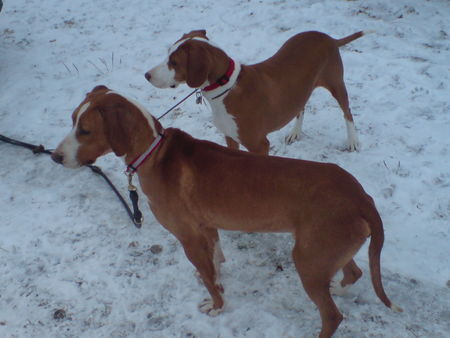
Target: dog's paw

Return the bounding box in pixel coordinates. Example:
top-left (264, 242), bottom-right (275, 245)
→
top-left (330, 279), bottom-right (350, 296)
top-left (198, 299), bottom-right (223, 317)
top-left (347, 139), bottom-right (361, 152)
top-left (285, 131), bottom-right (301, 145)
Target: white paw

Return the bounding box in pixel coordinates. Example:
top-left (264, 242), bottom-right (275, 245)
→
top-left (285, 131), bottom-right (301, 145)
top-left (345, 120), bottom-right (360, 151)
top-left (330, 279), bottom-right (350, 296)
top-left (347, 139), bottom-right (361, 152)
top-left (198, 299), bottom-right (223, 317)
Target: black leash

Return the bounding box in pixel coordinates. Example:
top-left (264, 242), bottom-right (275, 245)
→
top-left (0, 134), bottom-right (53, 155)
top-left (0, 134), bottom-right (142, 228)
top-left (1, 90), bottom-right (201, 228)
top-left (156, 89), bottom-right (201, 120)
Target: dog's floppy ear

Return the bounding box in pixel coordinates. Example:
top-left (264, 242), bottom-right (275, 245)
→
top-left (97, 103), bottom-right (131, 156)
top-left (86, 85), bottom-right (108, 97)
top-left (193, 29), bottom-right (208, 39)
top-left (92, 85), bottom-right (108, 92)
top-left (186, 44), bottom-right (210, 88)
top-left (180, 29), bottom-right (208, 41)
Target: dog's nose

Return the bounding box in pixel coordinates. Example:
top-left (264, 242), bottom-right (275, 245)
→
top-left (145, 72), bottom-right (151, 81)
top-left (51, 152), bottom-right (64, 164)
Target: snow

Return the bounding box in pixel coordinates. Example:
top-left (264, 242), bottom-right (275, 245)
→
top-left (0, 0), bottom-right (449, 337)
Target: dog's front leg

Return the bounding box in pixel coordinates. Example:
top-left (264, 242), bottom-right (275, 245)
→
top-left (203, 227), bottom-right (226, 278)
top-left (179, 231), bottom-right (225, 316)
top-left (285, 111), bottom-right (305, 145)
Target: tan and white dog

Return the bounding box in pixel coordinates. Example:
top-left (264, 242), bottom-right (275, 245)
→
top-left (51, 86), bottom-right (401, 338)
top-left (145, 30), bottom-right (364, 154)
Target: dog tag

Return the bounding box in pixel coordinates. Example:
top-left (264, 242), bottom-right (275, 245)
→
top-left (196, 92), bottom-right (203, 104)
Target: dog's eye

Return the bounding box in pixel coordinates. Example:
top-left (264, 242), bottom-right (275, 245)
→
top-left (79, 128), bottom-right (91, 136)
top-left (169, 60), bottom-right (177, 67)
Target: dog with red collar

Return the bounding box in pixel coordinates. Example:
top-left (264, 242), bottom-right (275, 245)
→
top-left (145, 29), bottom-right (364, 154)
top-left (52, 86), bottom-right (401, 338)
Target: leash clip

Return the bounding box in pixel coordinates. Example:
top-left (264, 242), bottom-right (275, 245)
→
top-left (125, 172), bottom-right (143, 228)
top-left (196, 91), bottom-right (203, 104)
top-left (127, 172), bottom-right (137, 191)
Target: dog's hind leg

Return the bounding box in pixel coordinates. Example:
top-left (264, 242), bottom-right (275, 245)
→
top-left (285, 111), bottom-right (305, 145)
top-left (327, 81), bottom-right (360, 151)
top-left (341, 259), bottom-right (362, 286)
top-left (292, 240), bottom-right (343, 338)
top-left (179, 230), bottom-right (225, 316)
top-left (320, 54), bottom-right (360, 151)
top-left (330, 259), bottom-right (363, 296)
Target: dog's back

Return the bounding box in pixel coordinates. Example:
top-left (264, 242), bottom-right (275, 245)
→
top-left (156, 128), bottom-right (371, 232)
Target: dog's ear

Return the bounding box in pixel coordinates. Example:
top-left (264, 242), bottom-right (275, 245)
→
top-left (193, 29), bottom-right (208, 39)
top-left (97, 103), bottom-right (131, 156)
top-left (180, 29), bottom-right (208, 41)
top-left (186, 44), bottom-right (210, 88)
top-left (87, 85), bottom-right (108, 97)
top-left (92, 85), bottom-right (108, 92)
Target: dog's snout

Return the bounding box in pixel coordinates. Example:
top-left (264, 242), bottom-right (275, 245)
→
top-left (51, 152), bottom-right (64, 164)
top-left (145, 72), bottom-right (151, 81)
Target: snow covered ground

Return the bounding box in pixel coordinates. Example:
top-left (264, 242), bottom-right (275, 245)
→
top-left (0, 0), bottom-right (449, 337)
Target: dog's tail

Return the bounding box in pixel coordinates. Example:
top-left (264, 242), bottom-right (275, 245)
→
top-left (363, 197), bottom-right (403, 313)
top-left (335, 31), bottom-right (365, 47)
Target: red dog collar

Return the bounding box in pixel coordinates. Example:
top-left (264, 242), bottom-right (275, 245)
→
top-left (203, 58), bottom-right (235, 92)
top-left (126, 133), bottom-right (164, 175)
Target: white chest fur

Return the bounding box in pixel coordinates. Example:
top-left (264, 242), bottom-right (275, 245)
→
top-left (206, 96), bottom-right (239, 142)
top-left (201, 61), bottom-right (242, 143)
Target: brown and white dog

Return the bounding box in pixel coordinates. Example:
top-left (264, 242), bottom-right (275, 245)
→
top-left (145, 30), bottom-right (364, 154)
top-left (51, 86), bottom-right (401, 338)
